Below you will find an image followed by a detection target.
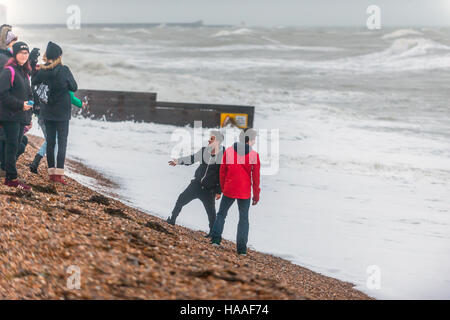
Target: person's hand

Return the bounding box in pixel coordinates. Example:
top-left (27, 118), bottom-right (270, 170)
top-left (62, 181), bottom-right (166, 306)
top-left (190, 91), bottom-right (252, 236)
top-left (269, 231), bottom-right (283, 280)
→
top-left (82, 101), bottom-right (88, 109)
top-left (215, 194), bottom-right (222, 201)
top-left (29, 48), bottom-right (40, 63)
top-left (27, 122), bottom-right (33, 129)
top-left (23, 102), bottom-right (32, 111)
top-left (252, 199), bottom-right (259, 206)
top-left (169, 159), bottom-right (178, 166)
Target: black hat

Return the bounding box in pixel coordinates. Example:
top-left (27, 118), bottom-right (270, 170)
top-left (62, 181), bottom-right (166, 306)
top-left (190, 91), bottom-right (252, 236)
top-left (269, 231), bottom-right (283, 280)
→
top-left (12, 41), bottom-right (29, 57)
top-left (45, 41), bottom-right (62, 60)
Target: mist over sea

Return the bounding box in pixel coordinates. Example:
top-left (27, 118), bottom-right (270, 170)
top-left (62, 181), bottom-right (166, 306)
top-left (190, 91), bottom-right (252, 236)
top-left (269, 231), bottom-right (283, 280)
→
top-left (24, 25), bottom-right (450, 299)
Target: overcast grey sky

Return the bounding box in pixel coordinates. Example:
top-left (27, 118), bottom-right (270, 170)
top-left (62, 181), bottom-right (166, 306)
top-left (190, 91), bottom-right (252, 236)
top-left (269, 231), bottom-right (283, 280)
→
top-left (1, 0), bottom-right (449, 27)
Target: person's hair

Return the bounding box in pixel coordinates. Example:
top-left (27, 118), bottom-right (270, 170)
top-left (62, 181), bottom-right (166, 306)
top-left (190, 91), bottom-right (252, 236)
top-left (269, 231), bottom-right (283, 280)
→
top-left (6, 56), bottom-right (31, 73)
top-left (41, 54), bottom-right (63, 70)
top-left (210, 130), bottom-right (224, 144)
top-left (239, 128), bottom-right (257, 144)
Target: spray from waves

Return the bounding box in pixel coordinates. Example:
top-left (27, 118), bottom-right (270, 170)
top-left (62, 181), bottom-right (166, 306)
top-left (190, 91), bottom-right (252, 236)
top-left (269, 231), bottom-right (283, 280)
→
top-left (382, 37), bottom-right (450, 57)
top-left (125, 28), bottom-right (153, 36)
top-left (57, 26), bottom-right (450, 80)
top-left (211, 28), bottom-right (255, 38)
top-left (298, 37), bottom-right (450, 73)
top-left (382, 29), bottom-right (424, 40)
top-left (139, 37), bottom-right (450, 73)
top-left (101, 27), bottom-right (119, 32)
top-left (172, 44), bottom-right (343, 53)
top-left (260, 35), bottom-right (282, 44)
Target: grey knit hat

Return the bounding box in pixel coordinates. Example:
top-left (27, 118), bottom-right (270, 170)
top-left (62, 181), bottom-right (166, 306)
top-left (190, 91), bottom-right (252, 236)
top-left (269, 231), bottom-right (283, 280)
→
top-left (5, 31), bottom-right (17, 46)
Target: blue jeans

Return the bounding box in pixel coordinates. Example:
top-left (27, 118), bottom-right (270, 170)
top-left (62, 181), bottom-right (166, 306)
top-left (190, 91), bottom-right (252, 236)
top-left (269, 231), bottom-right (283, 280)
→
top-left (37, 117), bottom-right (58, 157)
top-left (211, 195), bottom-right (251, 254)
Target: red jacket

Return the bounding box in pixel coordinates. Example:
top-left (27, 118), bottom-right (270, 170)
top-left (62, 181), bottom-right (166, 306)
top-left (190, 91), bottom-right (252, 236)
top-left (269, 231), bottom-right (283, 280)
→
top-left (220, 143), bottom-right (261, 201)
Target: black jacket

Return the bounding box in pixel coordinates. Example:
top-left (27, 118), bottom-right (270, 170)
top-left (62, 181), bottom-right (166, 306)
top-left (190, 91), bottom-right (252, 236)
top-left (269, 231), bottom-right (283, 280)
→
top-left (0, 62), bottom-right (33, 124)
top-left (32, 61), bottom-right (77, 121)
top-left (178, 146), bottom-right (225, 194)
top-left (0, 49), bottom-right (12, 69)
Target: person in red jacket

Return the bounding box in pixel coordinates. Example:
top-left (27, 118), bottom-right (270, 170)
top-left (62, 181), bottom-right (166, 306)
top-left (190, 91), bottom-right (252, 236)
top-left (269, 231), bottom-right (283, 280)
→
top-left (210, 128), bottom-right (261, 255)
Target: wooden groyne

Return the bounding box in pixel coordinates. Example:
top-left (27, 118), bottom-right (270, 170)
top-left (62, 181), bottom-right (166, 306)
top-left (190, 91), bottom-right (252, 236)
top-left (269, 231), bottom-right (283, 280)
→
top-left (74, 89), bottom-right (255, 128)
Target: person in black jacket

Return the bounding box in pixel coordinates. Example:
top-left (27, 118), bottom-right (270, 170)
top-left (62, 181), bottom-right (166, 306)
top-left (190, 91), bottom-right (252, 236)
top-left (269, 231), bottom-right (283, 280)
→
top-left (167, 131), bottom-right (225, 237)
top-left (0, 25), bottom-right (17, 177)
top-left (0, 25), bottom-right (39, 177)
top-left (32, 42), bottom-right (78, 185)
top-left (0, 41), bottom-right (33, 189)
top-left (0, 25), bottom-right (17, 68)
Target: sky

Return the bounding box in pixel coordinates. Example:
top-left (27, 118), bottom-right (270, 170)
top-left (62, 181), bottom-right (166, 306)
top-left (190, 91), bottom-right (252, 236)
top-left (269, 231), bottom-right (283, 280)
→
top-left (0, 0), bottom-right (449, 27)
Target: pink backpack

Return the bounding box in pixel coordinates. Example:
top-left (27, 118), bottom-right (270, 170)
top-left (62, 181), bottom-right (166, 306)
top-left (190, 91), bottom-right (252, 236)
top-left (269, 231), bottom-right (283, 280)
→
top-left (5, 65), bottom-right (31, 86)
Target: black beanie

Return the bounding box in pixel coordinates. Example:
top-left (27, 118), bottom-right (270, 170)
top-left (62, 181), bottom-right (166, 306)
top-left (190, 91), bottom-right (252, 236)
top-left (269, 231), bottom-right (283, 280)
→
top-left (12, 41), bottom-right (29, 57)
top-left (45, 41), bottom-right (62, 60)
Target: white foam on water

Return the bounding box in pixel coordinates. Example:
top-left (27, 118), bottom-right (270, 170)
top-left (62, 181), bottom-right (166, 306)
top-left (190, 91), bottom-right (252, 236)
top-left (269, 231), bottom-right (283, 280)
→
top-left (382, 29), bottom-right (424, 40)
top-left (211, 28), bottom-right (256, 38)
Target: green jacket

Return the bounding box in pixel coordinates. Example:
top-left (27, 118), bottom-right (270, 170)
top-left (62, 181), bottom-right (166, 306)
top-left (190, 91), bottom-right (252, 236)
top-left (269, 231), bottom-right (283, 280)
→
top-left (69, 91), bottom-right (82, 108)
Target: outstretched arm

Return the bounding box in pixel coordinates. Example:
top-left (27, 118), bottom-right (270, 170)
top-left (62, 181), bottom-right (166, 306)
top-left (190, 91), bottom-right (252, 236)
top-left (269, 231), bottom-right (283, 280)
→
top-left (177, 147), bottom-right (204, 166)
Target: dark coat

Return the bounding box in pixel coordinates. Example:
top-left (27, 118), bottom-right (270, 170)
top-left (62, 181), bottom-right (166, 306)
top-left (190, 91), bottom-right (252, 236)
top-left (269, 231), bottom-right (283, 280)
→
top-left (0, 49), bottom-right (12, 69)
top-left (178, 146), bottom-right (225, 194)
top-left (0, 61), bottom-right (33, 124)
top-left (32, 60), bottom-right (77, 121)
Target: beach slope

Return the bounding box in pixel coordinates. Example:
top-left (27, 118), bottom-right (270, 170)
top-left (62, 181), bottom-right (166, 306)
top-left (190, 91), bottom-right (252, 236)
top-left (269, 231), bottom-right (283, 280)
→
top-left (0, 135), bottom-right (373, 300)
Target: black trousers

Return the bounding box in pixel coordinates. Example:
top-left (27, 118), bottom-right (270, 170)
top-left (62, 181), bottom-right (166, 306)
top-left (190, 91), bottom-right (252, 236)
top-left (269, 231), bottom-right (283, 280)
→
top-left (171, 180), bottom-right (217, 232)
top-left (0, 135), bottom-right (27, 170)
top-left (0, 121), bottom-right (25, 180)
top-left (44, 120), bottom-right (69, 169)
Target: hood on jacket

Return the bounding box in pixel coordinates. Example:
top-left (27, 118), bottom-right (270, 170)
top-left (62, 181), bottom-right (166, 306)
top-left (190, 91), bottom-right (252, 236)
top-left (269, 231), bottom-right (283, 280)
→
top-left (0, 25), bottom-right (12, 50)
top-left (40, 56), bottom-right (63, 71)
top-left (233, 142), bottom-right (252, 156)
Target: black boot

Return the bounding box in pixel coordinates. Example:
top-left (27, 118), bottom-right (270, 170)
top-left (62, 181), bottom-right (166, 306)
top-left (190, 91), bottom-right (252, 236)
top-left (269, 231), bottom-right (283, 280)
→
top-left (29, 154), bottom-right (43, 174)
top-left (166, 216), bottom-right (176, 226)
top-left (204, 230), bottom-right (213, 238)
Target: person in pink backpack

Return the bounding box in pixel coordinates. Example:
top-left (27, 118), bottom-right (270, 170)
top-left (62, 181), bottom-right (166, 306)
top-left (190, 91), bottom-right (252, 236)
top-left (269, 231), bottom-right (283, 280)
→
top-left (0, 41), bottom-right (33, 189)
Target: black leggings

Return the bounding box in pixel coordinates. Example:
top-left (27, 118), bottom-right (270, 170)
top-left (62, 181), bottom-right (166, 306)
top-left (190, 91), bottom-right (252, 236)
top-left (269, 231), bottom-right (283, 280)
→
top-left (0, 121), bottom-right (25, 180)
top-left (44, 120), bottom-right (69, 169)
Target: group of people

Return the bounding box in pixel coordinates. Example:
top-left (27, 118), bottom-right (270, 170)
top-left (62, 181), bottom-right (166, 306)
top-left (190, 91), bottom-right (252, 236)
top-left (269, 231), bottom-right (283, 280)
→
top-left (0, 24), bottom-right (261, 255)
top-left (167, 128), bottom-right (261, 255)
top-left (0, 24), bottom-right (84, 190)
